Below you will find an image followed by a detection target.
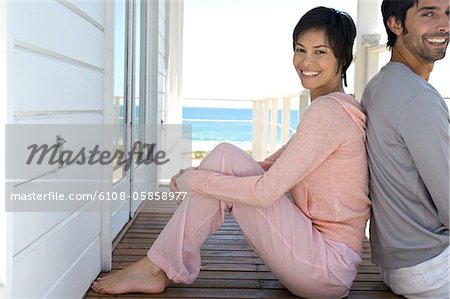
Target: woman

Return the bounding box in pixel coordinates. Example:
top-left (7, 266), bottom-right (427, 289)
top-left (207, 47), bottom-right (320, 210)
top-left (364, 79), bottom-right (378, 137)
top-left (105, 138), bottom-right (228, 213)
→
top-left (92, 7), bottom-right (370, 298)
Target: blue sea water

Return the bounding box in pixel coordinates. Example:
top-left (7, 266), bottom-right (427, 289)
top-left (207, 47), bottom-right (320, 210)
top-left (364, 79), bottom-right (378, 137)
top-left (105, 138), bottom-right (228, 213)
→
top-left (183, 107), bottom-right (299, 143)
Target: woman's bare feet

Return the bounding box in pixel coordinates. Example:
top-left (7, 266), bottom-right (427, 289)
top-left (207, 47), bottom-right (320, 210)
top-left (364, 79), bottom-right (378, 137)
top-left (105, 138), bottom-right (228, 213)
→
top-left (91, 257), bottom-right (169, 294)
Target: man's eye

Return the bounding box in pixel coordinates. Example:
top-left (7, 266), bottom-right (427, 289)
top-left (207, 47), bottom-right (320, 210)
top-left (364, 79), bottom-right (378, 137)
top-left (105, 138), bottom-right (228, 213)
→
top-left (422, 12), bottom-right (433, 17)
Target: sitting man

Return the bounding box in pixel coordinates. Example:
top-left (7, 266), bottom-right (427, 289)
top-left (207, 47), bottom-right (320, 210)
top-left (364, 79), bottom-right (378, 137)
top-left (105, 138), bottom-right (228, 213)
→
top-left (362, 0), bottom-right (449, 298)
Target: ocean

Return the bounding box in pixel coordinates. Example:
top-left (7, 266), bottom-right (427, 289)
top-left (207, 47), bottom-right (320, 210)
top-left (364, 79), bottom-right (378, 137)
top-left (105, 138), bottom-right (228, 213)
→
top-left (183, 107), bottom-right (299, 144)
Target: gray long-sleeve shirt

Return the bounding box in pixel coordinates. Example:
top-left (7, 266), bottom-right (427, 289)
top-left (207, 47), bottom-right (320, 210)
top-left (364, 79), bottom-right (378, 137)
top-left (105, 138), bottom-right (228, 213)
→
top-left (362, 62), bottom-right (449, 269)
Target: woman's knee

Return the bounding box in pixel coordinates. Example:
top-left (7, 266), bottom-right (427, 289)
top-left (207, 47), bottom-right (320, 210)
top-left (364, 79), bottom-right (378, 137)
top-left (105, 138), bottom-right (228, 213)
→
top-left (199, 143), bottom-right (236, 170)
top-left (199, 143), bottom-right (263, 176)
top-left (209, 142), bottom-right (244, 158)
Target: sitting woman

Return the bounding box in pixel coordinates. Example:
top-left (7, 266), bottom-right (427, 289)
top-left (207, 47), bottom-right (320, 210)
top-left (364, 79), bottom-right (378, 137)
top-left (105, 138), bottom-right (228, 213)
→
top-left (92, 6), bottom-right (370, 298)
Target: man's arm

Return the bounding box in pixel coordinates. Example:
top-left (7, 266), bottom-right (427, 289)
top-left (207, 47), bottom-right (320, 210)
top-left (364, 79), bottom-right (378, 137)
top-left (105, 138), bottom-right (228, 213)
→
top-left (399, 92), bottom-right (450, 227)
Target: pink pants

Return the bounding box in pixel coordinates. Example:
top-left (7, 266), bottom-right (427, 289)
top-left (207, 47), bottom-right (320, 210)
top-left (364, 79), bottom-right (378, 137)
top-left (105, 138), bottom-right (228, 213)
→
top-left (147, 143), bottom-right (361, 298)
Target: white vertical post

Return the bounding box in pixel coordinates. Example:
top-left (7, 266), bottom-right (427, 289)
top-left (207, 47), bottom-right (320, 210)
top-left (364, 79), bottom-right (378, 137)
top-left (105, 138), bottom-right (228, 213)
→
top-left (281, 97), bottom-right (291, 144)
top-left (114, 96), bottom-right (120, 150)
top-left (367, 43), bottom-right (385, 83)
top-left (165, 0), bottom-right (183, 125)
top-left (354, 0), bottom-right (381, 100)
top-left (100, 0), bottom-right (115, 272)
top-left (269, 98), bottom-right (278, 154)
top-left (298, 93), bottom-right (309, 123)
top-left (252, 100), bottom-right (262, 160)
top-left (261, 99), bottom-right (269, 159)
top-left (146, 0), bottom-right (159, 188)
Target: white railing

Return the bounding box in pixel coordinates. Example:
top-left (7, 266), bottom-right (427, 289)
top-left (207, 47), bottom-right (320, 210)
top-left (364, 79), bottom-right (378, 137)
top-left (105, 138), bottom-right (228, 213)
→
top-left (252, 91), bottom-right (310, 161)
top-left (115, 95), bottom-right (313, 163)
top-left (181, 94), bottom-right (310, 160)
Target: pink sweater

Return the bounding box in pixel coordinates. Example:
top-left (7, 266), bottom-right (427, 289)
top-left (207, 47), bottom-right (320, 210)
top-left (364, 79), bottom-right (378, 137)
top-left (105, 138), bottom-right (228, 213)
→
top-left (179, 92), bottom-right (370, 254)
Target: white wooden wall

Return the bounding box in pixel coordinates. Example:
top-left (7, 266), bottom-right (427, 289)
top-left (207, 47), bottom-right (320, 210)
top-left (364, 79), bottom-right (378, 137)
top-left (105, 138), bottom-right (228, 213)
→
top-left (2, 0), bottom-right (183, 297)
top-left (4, 0), bottom-right (111, 297)
top-left (0, 0), bottom-right (8, 295)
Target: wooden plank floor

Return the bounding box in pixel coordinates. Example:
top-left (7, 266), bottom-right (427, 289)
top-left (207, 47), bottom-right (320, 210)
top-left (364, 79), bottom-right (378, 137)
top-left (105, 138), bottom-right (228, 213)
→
top-left (85, 199), bottom-right (401, 299)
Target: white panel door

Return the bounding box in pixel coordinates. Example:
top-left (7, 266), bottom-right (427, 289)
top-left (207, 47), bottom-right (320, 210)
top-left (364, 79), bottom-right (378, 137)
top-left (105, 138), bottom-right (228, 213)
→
top-left (130, 0), bottom-right (152, 216)
top-left (111, 0), bottom-right (130, 239)
top-left (111, 0), bottom-right (152, 239)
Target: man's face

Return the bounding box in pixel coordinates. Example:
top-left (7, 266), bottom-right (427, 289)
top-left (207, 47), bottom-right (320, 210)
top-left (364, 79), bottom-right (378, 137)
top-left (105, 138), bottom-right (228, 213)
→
top-left (402, 0), bottom-right (450, 64)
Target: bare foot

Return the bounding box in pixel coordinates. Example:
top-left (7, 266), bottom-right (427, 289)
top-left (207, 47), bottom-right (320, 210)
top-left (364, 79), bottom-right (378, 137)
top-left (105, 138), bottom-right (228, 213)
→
top-left (91, 257), bottom-right (169, 294)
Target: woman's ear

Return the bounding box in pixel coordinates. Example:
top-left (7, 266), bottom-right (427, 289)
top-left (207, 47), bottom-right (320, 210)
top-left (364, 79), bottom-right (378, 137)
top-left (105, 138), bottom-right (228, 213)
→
top-left (386, 16), bottom-right (404, 36)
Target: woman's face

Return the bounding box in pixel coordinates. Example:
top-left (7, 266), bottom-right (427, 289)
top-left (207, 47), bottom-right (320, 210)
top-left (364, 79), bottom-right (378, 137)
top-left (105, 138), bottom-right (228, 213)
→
top-left (293, 29), bottom-right (342, 98)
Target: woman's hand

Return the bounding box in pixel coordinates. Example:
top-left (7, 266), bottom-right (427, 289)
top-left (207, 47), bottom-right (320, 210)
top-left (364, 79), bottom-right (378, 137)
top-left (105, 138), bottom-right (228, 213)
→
top-left (169, 169), bottom-right (185, 205)
top-left (169, 169), bottom-right (185, 193)
top-left (169, 167), bottom-right (197, 205)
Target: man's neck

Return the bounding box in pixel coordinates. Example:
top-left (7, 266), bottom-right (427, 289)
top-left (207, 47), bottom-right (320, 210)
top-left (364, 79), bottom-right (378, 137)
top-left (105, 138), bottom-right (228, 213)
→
top-left (390, 39), bottom-right (433, 81)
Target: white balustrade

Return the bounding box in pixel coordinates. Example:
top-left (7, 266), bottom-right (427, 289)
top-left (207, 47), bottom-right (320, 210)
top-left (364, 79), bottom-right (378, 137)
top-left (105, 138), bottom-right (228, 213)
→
top-left (252, 91), bottom-right (310, 161)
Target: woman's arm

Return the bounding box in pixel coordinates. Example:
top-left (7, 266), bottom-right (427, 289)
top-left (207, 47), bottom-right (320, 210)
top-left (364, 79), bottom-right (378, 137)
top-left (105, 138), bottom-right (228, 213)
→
top-left (257, 139), bottom-right (292, 170)
top-left (263, 138), bottom-right (292, 162)
top-left (176, 98), bottom-right (350, 208)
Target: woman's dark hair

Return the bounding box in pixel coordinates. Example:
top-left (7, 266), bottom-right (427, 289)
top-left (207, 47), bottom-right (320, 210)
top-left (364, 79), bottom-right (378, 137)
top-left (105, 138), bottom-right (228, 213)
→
top-left (381, 0), bottom-right (418, 48)
top-left (292, 6), bottom-right (356, 87)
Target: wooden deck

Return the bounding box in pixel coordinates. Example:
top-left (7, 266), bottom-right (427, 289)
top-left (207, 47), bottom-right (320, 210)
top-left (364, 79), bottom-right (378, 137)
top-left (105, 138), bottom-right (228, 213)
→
top-left (84, 199), bottom-right (401, 299)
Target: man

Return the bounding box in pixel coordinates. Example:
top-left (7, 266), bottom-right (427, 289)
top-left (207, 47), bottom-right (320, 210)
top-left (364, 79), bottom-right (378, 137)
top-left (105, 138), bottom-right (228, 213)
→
top-left (362, 0), bottom-right (449, 298)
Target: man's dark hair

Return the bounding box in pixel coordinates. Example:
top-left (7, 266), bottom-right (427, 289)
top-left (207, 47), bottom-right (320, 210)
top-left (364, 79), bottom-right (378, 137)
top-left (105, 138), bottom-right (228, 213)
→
top-left (292, 6), bottom-right (356, 87)
top-left (381, 0), bottom-right (419, 48)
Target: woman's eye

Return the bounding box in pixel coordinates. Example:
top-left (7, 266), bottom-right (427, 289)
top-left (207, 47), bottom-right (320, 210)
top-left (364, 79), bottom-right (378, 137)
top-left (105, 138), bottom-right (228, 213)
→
top-left (296, 48), bottom-right (305, 53)
top-left (315, 50), bottom-right (326, 54)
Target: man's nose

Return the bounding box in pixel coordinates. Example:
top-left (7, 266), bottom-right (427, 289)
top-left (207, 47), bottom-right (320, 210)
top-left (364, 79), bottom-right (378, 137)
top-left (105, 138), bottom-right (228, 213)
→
top-left (437, 12), bottom-right (449, 33)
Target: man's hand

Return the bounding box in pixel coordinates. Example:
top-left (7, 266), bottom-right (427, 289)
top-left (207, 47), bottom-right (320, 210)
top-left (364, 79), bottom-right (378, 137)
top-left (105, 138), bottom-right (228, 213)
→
top-left (258, 161), bottom-right (273, 171)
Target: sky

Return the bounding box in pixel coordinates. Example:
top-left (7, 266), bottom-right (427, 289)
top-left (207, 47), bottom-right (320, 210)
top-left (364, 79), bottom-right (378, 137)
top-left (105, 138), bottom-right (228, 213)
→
top-left (182, 0), bottom-right (450, 108)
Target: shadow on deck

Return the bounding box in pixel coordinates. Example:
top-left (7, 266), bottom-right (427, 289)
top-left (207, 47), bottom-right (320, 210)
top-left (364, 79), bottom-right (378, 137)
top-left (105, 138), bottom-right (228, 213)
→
top-left (84, 198), bottom-right (401, 299)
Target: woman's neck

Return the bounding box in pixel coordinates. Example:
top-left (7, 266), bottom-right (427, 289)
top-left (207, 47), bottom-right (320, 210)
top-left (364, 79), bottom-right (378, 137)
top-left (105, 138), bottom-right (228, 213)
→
top-left (391, 39), bottom-right (433, 81)
top-left (310, 82), bottom-right (344, 101)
